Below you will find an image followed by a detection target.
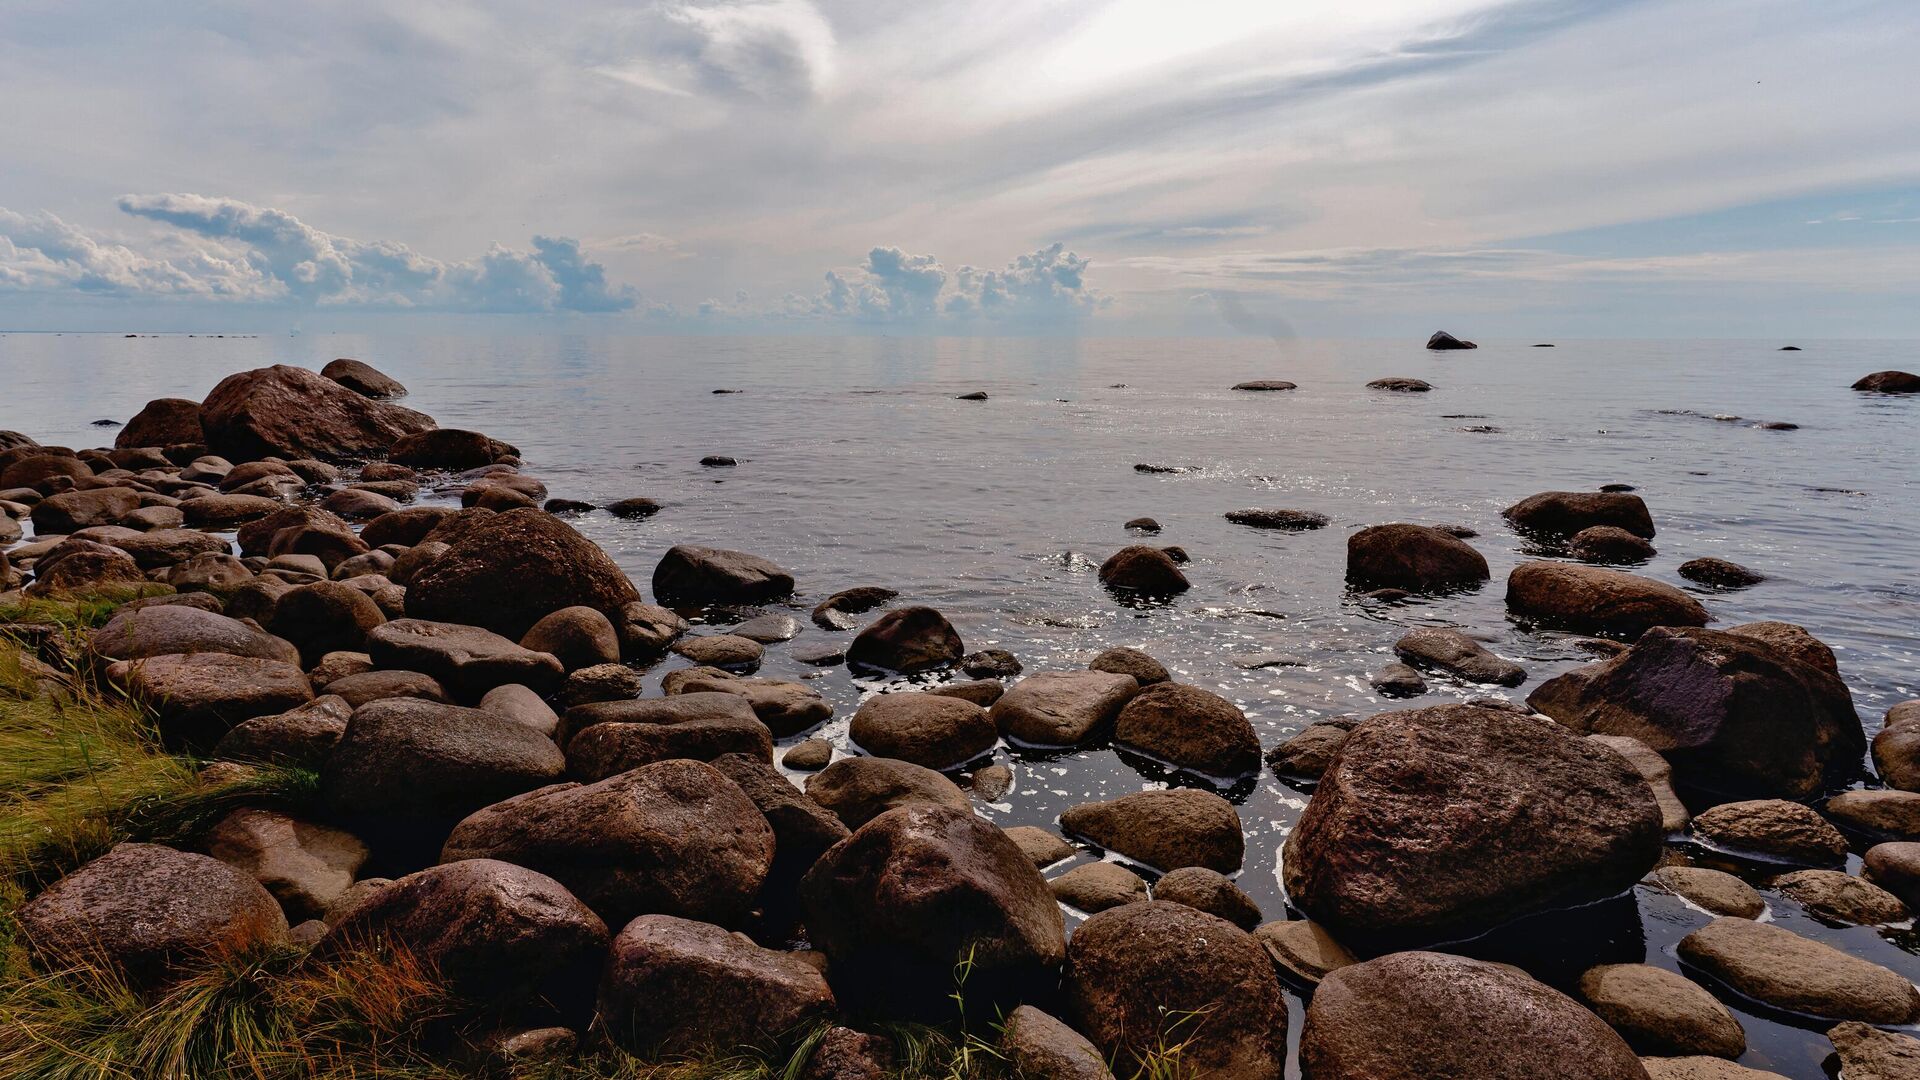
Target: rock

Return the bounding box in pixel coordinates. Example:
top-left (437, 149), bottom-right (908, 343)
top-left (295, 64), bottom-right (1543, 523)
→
top-left (1112, 681), bottom-right (1260, 778)
top-left (564, 702), bottom-right (773, 781)
top-left (928, 679), bottom-right (1005, 707)
top-left (1507, 563), bottom-right (1707, 638)
top-left (475, 683), bottom-right (558, 736)
top-left (1588, 734), bottom-right (1690, 832)
top-left (199, 365), bottom-right (433, 461)
top-left (1367, 377), bottom-right (1432, 391)
top-left (611, 600), bottom-right (689, 657)
top-left (1828, 1021), bottom-right (1920, 1080)
top-left (1677, 918), bottom-right (1920, 1024)
top-left (1088, 646), bottom-right (1168, 685)
top-left (88, 603), bottom-right (300, 666)
top-left (846, 605), bottom-right (964, 674)
top-left (653, 545), bottom-right (795, 606)
top-left (1068, 901), bottom-right (1287, 1080)
top-left (323, 668), bottom-right (450, 708)
top-left (517, 605), bottom-right (621, 672)
top-left (1863, 842), bottom-right (1920, 908)
top-left (671, 633), bottom-right (765, 671)
top-left (1506, 491), bottom-right (1656, 539)
top-left (319, 357), bottom-right (406, 398)
top-left (30, 487), bottom-right (140, 533)
top-left (18, 842), bottom-right (287, 987)
top-left (800, 803), bottom-right (1065, 1014)
top-left (1774, 869), bottom-right (1909, 924)
top-left (1096, 545), bottom-right (1189, 596)
top-left (604, 496), bottom-right (661, 519)
top-left (961, 648), bottom-right (1023, 678)
top-left (811, 586), bottom-right (898, 629)
top-left (1576, 963), bottom-right (1745, 1058)
top-left (319, 698), bottom-right (566, 839)
top-left (1393, 627), bottom-right (1526, 686)
top-left (1640, 1058), bottom-right (1786, 1080)
top-left (1265, 720), bottom-right (1356, 779)
top-left (462, 473), bottom-right (547, 510)
top-left (1050, 861), bottom-right (1149, 912)
top-left (850, 692), bottom-right (996, 770)
top-left (1369, 662), bottom-right (1426, 697)
top-left (955, 391), bottom-right (989, 401)
top-left (1870, 710), bottom-right (1920, 794)
top-left (1572, 525), bottom-right (1658, 564)
top-left (1825, 789), bottom-right (1920, 839)
top-left (710, 753), bottom-right (850, 883)
top-left (665, 672), bottom-right (833, 737)
top-left (0, 451), bottom-right (90, 491)
top-left (405, 509), bottom-right (639, 640)
top-left (365, 618), bottom-right (564, 700)
top-left (597, 914), bottom-right (834, 1055)
top-left (467, 1027), bottom-right (578, 1073)
top-left (107, 653), bottom-right (312, 748)
top-left (110, 527), bottom-right (231, 570)
top-left (204, 808), bottom-right (369, 922)
top-left (1346, 523), bottom-right (1490, 592)
top-left (178, 494), bottom-right (290, 529)
top-left (1225, 507), bottom-right (1330, 531)
top-left (1231, 380), bottom-right (1297, 391)
top-left (991, 671), bottom-right (1140, 747)
top-left (804, 756), bottom-right (971, 829)
top-left (1006, 826), bottom-right (1076, 868)
top-left (1001, 1005), bottom-right (1115, 1080)
top-left (265, 581), bottom-right (385, 667)
top-left (1427, 330), bottom-right (1477, 349)
top-left (1283, 704), bottom-right (1663, 948)
top-left (783, 738), bottom-right (833, 771)
top-left (543, 498), bottom-right (594, 514)
top-left (386, 428), bottom-right (518, 470)
top-left (317, 859), bottom-right (607, 1006)
top-left (24, 542), bottom-right (148, 596)
top-left (162, 551), bottom-right (256, 593)
top-left (358, 506), bottom-right (456, 549)
top-left (115, 397), bottom-right (204, 448)
top-left (1650, 866), bottom-right (1765, 919)
top-left (728, 613), bottom-right (800, 643)
top-left (1723, 620), bottom-right (1840, 678)
top-left (1678, 558), bottom-right (1764, 589)
top-left (1151, 866), bottom-right (1260, 929)
top-left (442, 759), bottom-right (773, 929)
top-left (1852, 370), bottom-right (1920, 393)
top-left (1060, 789), bottom-right (1244, 873)
top-left (1123, 517), bottom-right (1160, 533)
top-left (1252, 919), bottom-right (1355, 985)
top-left (213, 696), bottom-right (351, 766)
top-left (1302, 951), bottom-right (1645, 1080)
top-left (120, 505), bottom-right (185, 531)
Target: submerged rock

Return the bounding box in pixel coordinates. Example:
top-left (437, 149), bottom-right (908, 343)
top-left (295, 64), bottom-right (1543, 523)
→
top-left (1231, 380), bottom-right (1297, 391)
top-left (1393, 627), bottom-right (1526, 686)
top-left (1367, 377), bottom-right (1432, 392)
top-left (1225, 507), bottom-right (1328, 530)
top-left (1505, 491), bottom-right (1656, 538)
top-left (1677, 918), bottom-right (1920, 1024)
top-left (1096, 544), bottom-right (1189, 596)
top-left (1852, 370), bottom-right (1920, 393)
top-left (1571, 525), bottom-right (1658, 564)
top-left (1678, 558), bottom-right (1764, 588)
top-left (1427, 330), bottom-right (1477, 349)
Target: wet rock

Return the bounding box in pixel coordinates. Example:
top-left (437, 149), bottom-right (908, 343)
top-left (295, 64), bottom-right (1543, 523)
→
top-left (1507, 562), bottom-right (1707, 637)
top-left (1427, 330), bottom-right (1477, 349)
top-left (109, 528), bottom-right (233, 571)
top-left (811, 585), bottom-right (898, 630)
top-left (199, 364), bottom-right (433, 461)
top-left (387, 428), bottom-right (518, 470)
top-left (1367, 377), bottom-right (1432, 391)
top-left (1773, 869), bottom-right (1909, 924)
top-left (323, 668), bottom-right (450, 708)
top-left (1369, 662), bottom-right (1426, 697)
top-left (1283, 704), bottom-right (1663, 948)
top-left (359, 506), bottom-right (457, 549)
top-left (107, 653), bottom-right (312, 749)
top-left (1828, 1020), bottom-right (1920, 1080)
top-left (1393, 626), bottom-right (1526, 686)
top-left (605, 496), bottom-right (662, 519)
top-left (543, 498), bottom-right (594, 514)
top-left (321, 358), bottom-right (406, 398)
top-left (961, 647), bottom-right (1022, 678)
top-left (18, 842), bottom-right (288, 987)
top-left (406, 508), bottom-right (639, 640)
top-left (564, 705), bottom-right (773, 781)
top-left (783, 738), bottom-right (833, 771)
top-left (1640, 1058), bottom-right (1785, 1080)
top-left (846, 605), bottom-right (964, 674)
top-left (850, 692), bottom-right (996, 770)
top-left (1123, 516), bottom-right (1160, 533)
top-left (728, 613), bottom-right (800, 644)
top-left (710, 752), bottom-right (850, 883)
top-left (471, 683), bottom-right (557, 737)
top-left (366, 618), bottom-right (564, 700)
top-left (800, 1027), bottom-right (895, 1080)
top-left (1825, 789), bottom-right (1920, 839)
top-left (1505, 491), bottom-right (1656, 538)
top-left (664, 671), bottom-right (833, 736)
top-left (1152, 866), bottom-right (1260, 929)
top-left (1852, 370), bottom-right (1920, 393)
top-left (1232, 380), bottom-right (1297, 391)
top-left (1677, 918), bottom-right (1920, 1024)
top-left (115, 397), bottom-right (204, 448)
top-left (89, 603), bottom-right (300, 666)
top-left (1651, 866), bottom-right (1765, 919)
top-left (318, 859), bottom-right (607, 1006)
top-left (30, 487), bottom-right (140, 534)
top-left (443, 759), bottom-right (773, 929)
top-left (928, 679), bottom-right (1005, 707)
top-left (1096, 544), bottom-right (1189, 596)
top-left (1572, 525), bottom-right (1658, 564)
top-left (1590, 734), bottom-right (1691, 832)
top-left (1006, 826), bottom-right (1075, 868)
top-left (517, 605), bottom-right (620, 672)
top-left (970, 762), bottom-right (1014, 799)
top-left (598, 914), bottom-right (834, 1055)
top-left (1530, 626), bottom-right (1861, 799)
top-left (1001, 1005), bottom-right (1115, 1080)
top-left (672, 633), bottom-right (765, 671)
top-left (612, 600), bottom-right (689, 657)
top-left (804, 756), bottom-right (971, 829)
top-left (1068, 901), bottom-right (1287, 1080)
top-left (1088, 646), bottom-right (1168, 685)
top-left (1050, 861), bottom-right (1148, 912)
top-left (1678, 558), bottom-right (1764, 589)
top-left (1252, 919), bottom-right (1355, 985)
top-left (1060, 789), bottom-right (1244, 873)
top-left (653, 545), bottom-right (795, 606)
top-left (1265, 720), bottom-right (1356, 779)
top-left (1302, 951), bottom-right (1645, 1080)
top-left (1112, 681), bottom-right (1260, 778)
top-left (991, 670), bottom-right (1140, 747)
top-left (1577, 963), bottom-right (1745, 1058)
top-left (800, 803), bottom-right (1065, 1015)
top-left (1133, 462), bottom-right (1196, 474)
top-left (205, 807), bottom-right (369, 922)
top-left (213, 695), bottom-right (351, 766)
top-left (1862, 842), bottom-right (1920, 908)
top-left (1723, 620), bottom-right (1840, 678)
top-left (1225, 507), bottom-right (1329, 531)
top-left (1346, 523), bottom-right (1490, 592)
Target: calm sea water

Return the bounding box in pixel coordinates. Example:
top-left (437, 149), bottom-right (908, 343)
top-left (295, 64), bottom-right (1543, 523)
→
top-left (6, 332), bottom-right (1920, 1077)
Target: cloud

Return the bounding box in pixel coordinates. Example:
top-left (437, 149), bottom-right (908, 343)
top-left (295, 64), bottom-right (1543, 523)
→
top-left (798, 242), bottom-right (1107, 325)
top-left (667, 0), bottom-right (837, 100)
top-left (2, 196), bottom-right (637, 313)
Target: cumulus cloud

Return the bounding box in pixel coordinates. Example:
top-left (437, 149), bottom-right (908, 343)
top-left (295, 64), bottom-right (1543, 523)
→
top-left (801, 242), bottom-right (1107, 325)
top-left (1, 195), bottom-right (638, 313)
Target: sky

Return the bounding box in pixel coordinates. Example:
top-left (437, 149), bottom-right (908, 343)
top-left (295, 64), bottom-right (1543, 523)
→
top-left (3, 0), bottom-right (1920, 337)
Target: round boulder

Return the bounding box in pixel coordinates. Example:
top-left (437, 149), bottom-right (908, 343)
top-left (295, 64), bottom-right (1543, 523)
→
top-left (849, 692), bottom-right (997, 770)
top-left (405, 508), bottom-right (640, 640)
top-left (846, 605), bottom-right (964, 674)
top-left (1097, 545), bottom-right (1190, 596)
top-left (597, 914), bottom-right (835, 1054)
top-left (1112, 682), bottom-right (1261, 779)
top-left (1346, 523), bottom-right (1489, 593)
top-left (1059, 788), bottom-right (1245, 873)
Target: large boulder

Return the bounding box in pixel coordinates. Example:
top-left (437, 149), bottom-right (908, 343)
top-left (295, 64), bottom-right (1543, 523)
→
top-left (365, 618), bottom-right (565, 700)
top-left (1506, 562), bottom-right (1708, 638)
top-left (804, 756), bottom-right (971, 829)
top-left (114, 397), bottom-right (204, 448)
top-left (442, 759), bottom-right (773, 929)
top-left (1059, 789), bottom-right (1245, 873)
top-left (1097, 545), bottom-right (1189, 596)
top-left (18, 842), bottom-right (287, 987)
top-left (1528, 626), bottom-right (1865, 798)
top-left (1346, 523), bottom-right (1489, 592)
top-left (317, 859), bottom-right (607, 1006)
top-left (1067, 901), bottom-right (1288, 1080)
top-left (1852, 370), bottom-right (1920, 393)
top-left (1394, 627), bottom-right (1526, 686)
top-left (1427, 330), bottom-right (1477, 349)
top-left (1112, 682), bottom-right (1261, 778)
top-left (598, 915), bottom-right (835, 1054)
top-left (320, 358), bottom-right (406, 399)
top-left (88, 604), bottom-right (300, 666)
top-left (198, 364), bottom-right (435, 462)
top-left (846, 605), bottom-right (964, 674)
top-left (1677, 918), bottom-right (1920, 1024)
top-left (386, 428), bottom-right (518, 469)
top-left (204, 807), bottom-right (370, 922)
top-left (266, 581), bottom-right (386, 667)
top-left (799, 803), bottom-right (1065, 1014)
top-left (565, 705), bottom-right (773, 781)
top-left (106, 653), bottom-right (312, 749)
top-left (1504, 491), bottom-right (1656, 538)
top-left (404, 509), bottom-right (639, 640)
top-left (849, 692), bottom-right (997, 770)
top-left (1301, 951), bottom-right (1648, 1080)
top-left (709, 753), bottom-right (851, 884)
top-left (652, 545), bottom-right (795, 606)
top-left (1283, 704), bottom-right (1663, 948)
top-left (30, 487), bottom-right (140, 534)
top-left (991, 670), bottom-right (1140, 747)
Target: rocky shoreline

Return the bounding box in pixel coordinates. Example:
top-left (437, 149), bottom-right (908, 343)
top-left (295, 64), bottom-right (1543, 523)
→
top-left (3, 358), bottom-right (1920, 1079)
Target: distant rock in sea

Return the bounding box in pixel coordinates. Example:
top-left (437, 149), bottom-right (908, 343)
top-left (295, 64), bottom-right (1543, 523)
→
top-left (1427, 330), bottom-right (1477, 350)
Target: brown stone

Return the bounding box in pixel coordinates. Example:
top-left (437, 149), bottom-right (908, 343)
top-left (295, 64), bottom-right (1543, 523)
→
top-left (598, 914), bottom-right (835, 1054)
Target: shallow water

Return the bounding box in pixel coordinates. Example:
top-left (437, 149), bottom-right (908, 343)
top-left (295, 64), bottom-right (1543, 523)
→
top-left (6, 332), bottom-right (1920, 1077)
